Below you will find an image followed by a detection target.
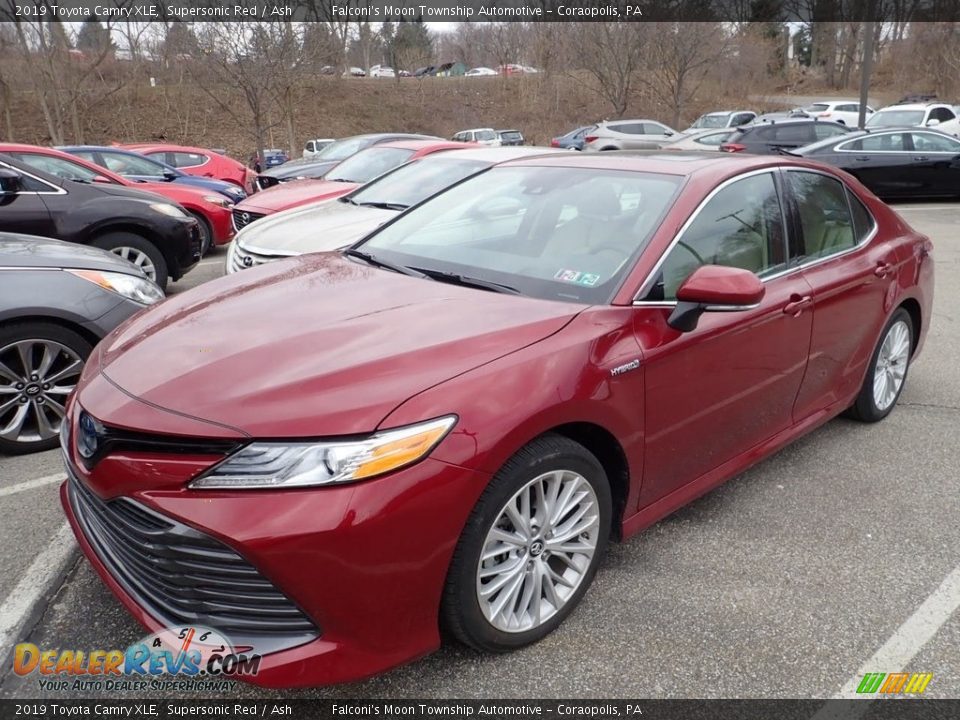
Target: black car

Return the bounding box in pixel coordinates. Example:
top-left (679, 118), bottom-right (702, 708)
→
top-left (256, 133), bottom-right (440, 190)
top-left (720, 120), bottom-right (850, 154)
top-left (789, 127), bottom-right (960, 199)
top-left (0, 233), bottom-right (164, 454)
top-left (0, 155), bottom-right (199, 290)
top-left (498, 129), bottom-right (525, 146)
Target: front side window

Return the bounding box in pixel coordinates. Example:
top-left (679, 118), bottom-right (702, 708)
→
top-left (101, 152), bottom-right (166, 176)
top-left (772, 124), bottom-right (815, 143)
top-left (360, 166), bottom-right (682, 304)
top-left (646, 172), bottom-right (786, 301)
top-left (910, 131), bottom-right (960, 152)
top-left (477, 130), bottom-right (497, 142)
top-left (326, 147), bottom-right (415, 184)
top-left (787, 171), bottom-right (857, 261)
top-left (843, 133), bottom-right (907, 152)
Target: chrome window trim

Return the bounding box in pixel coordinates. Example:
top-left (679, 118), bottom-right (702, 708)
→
top-left (0, 160), bottom-right (67, 195)
top-left (631, 166), bottom-right (878, 308)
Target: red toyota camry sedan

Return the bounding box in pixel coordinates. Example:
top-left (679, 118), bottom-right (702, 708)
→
top-left (60, 152), bottom-right (933, 687)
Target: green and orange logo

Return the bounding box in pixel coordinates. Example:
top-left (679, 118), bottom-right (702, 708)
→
top-left (856, 672), bottom-right (933, 695)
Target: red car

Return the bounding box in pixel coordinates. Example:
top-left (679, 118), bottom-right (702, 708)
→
top-left (230, 140), bottom-right (467, 230)
top-left (1, 144), bottom-right (234, 255)
top-left (121, 144), bottom-right (258, 195)
top-left (60, 153), bottom-right (932, 687)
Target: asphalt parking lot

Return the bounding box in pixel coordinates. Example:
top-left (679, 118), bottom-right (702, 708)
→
top-left (1, 205), bottom-right (958, 700)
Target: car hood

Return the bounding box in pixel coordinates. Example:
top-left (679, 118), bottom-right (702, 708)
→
top-left (266, 160), bottom-right (340, 180)
top-left (234, 179), bottom-right (359, 215)
top-left (94, 253), bottom-right (582, 437)
top-left (238, 199), bottom-right (394, 254)
top-left (0, 233), bottom-right (150, 274)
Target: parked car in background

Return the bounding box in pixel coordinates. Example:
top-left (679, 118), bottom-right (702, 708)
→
top-left (550, 126), bottom-right (593, 151)
top-left (682, 110), bottom-right (757, 133)
top-left (720, 120), bottom-right (850, 154)
top-left (59, 146), bottom-right (246, 204)
top-left (661, 128), bottom-right (737, 151)
top-left (344, 67), bottom-right (366, 77)
top-left (465, 67), bottom-right (497, 77)
top-left (227, 147), bottom-right (563, 273)
top-left (369, 65), bottom-right (396, 78)
top-left (0, 234), bottom-right (163, 454)
top-left (257, 133), bottom-right (440, 191)
top-left (865, 102), bottom-right (960, 135)
top-left (263, 149), bottom-right (289, 168)
top-left (0, 154), bottom-right (199, 290)
top-left (303, 138), bottom-right (336, 159)
top-left (753, 110), bottom-right (809, 124)
top-left (581, 119), bottom-right (678, 151)
top-left (61, 152), bottom-right (931, 687)
top-left (2, 144), bottom-right (233, 257)
top-left (452, 128), bottom-right (500, 146)
top-left (788, 127), bottom-right (960, 199)
top-left (230, 140), bottom-right (466, 228)
top-left (497, 63), bottom-right (525, 75)
top-left (121, 143), bottom-right (258, 194)
top-left (497, 130), bottom-right (524, 146)
top-left (799, 100), bottom-right (874, 126)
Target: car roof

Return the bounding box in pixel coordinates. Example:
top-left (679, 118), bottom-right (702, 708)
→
top-left (602, 118), bottom-right (660, 124)
top-left (58, 145), bottom-right (150, 155)
top-left (738, 119), bottom-right (846, 129)
top-left (0, 143), bottom-right (63, 153)
top-left (121, 143), bottom-right (219, 154)
top-left (374, 140), bottom-right (468, 152)
top-left (420, 146), bottom-right (566, 163)
top-left (351, 133), bottom-right (438, 142)
top-left (878, 103), bottom-right (944, 111)
top-left (459, 128), bottom-right (496, 133)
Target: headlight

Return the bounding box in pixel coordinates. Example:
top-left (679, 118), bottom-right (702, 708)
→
top-left (190, 415), bottom-right (457, 490)
top-left (149, 202), bottom-right (188, 218)
top-left (67, 269), bottom-right (165, 305)
top-left (202, 194), bottom-right (232, 208)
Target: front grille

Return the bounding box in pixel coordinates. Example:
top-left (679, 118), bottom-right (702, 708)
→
top-left (232, 208), bottom-right (265, 232)
top-left (68, 472), bottom-right (319, 654)
top-left (229, 242), bottom-right (284, 273)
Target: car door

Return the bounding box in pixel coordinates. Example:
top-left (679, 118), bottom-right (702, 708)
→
top-left (834, 132), bottom-right (913, 197)
top-left (906, 131), bottom-right (960, 196)
top-left (785, 169), bottom-right (901, 419)
top-left (642, 122), bottom-right (675, 145)
top-left (0, 162), bottom-right (59, 237)
top-left (633, 170), bottom-right (814, 505)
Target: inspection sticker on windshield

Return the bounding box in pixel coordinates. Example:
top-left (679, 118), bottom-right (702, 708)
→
top-left (554, 270), bottom-right (601, 287)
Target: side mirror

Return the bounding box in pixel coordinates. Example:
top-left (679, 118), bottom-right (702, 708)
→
top-left (663, 131), bottom-right (674, 137)
top-left (0, 167), bottom-right (22, 195)
top-left (162, 169), bottom-right (178, 181)
top-left (926, 119), bottom-right (941, 127)
top-left (667, 265), bottom-right (765, 332)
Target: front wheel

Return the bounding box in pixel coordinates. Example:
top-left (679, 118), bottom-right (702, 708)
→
top-left (92, 232), bottom-right (169, 291)
top-left (442, 435), bottom-right (611, 652)
top-left (848, 308), bottom-right (913, 422)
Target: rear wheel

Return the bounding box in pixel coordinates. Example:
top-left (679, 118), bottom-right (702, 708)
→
top-left (188, 211), bottom-right (213, 256)
top-left (442, 435), bottom-right (611, 652)
top-left (92, 232), bottom-right (168, 291)
top-left (0, 323), bottom-right (91, 455)
top-left (848, 308), bottom-right (913, 422)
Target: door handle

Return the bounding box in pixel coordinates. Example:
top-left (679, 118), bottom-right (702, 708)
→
top-left (874, 262), bottom-right (894, 278)
top-left (854, 156), bottom-right (871, 161)
top-left (783, 295), bottom-right (813, 316)
top-left (912, 156), bottom-right (929, 161)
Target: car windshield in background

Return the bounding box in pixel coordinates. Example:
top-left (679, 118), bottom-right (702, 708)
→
top-left (866, 110), bottom-right (924, 127)
top-left (803, 103), bottom-right (830, 113)
top-left (349, 157), bottom-right (488, 209)
top-left (326, 147), bottom-right (416, 183)
top-left (358, 166), bottom-right (681, 305)
top-left (693, 114), bottom-right (728, 128)
top-left (316, 137), bottom-right (373, 161)
top-left (501, 132), bottom-right (522, 141)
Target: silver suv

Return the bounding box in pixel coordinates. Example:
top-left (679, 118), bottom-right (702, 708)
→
top-left (581, 119), bottom-right (679, 151)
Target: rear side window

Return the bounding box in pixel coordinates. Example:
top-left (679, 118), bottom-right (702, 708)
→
top-left (787, 171), bottom-right (857, 261)
top-left (929, 107), bottom-right (955, 122)
top-left (772, 124), bottom-right (814, 143)
top-left (845, 133), bottom-right (907, 152)
top-left (170, 152), bottom-right (207, 168)
top-left (910, 132), bottom-right (960, 152)
top-left (848, 191), bottom-right (875, 243)
top-left (814, 124), bottom-right (848, 139)
top-left (305, 141), bottom-right (315, 152)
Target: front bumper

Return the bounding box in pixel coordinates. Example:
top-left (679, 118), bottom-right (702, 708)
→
top-left (62, 443), bottom-right (490, 687)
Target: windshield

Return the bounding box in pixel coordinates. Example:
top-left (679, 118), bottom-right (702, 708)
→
top-left (803, 103), bottom-right (830, 113)
top-left (316, 136), bottom-right (374, 161)
top-left (358, 166), bottom-right (682, 304)
top-left (350, 157), bottom-right (488, 209)
top-left (692, 114), bottom-right (729, 129)
top-left (477, 130), bottom-right (497, 141)
top-left (866, 110), bottom-right (924, 127)
top-left (327, 147), bottom-right (416, 183)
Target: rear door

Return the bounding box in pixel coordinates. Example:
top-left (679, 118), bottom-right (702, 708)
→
top-left (906, 130), bottom-right (960, 196)
top-left (834, 132), bottom-right (914, 197)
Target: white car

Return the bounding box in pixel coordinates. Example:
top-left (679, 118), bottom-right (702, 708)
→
top-left (452, 128), bottom-right (501, 146)
top-left (342, 67), bottom-right (366, 78)
top-left (226, 147), bottom-right (563, 274)
top-left (800, 100), bottom-right (874, 127)
top-left (369, 65), bottom-right (396, 79)
top-left (302, 138), bottom-right (335, 159)
top-left (465, 67), bottom-right (497, 77)
top-left (581, 119), bottom-right (679, 151)
top-left (682, 110), bottom-right (757, 134)
top-left (866, 102), bottom-right (960, 135)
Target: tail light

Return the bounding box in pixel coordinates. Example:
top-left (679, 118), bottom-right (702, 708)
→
top-left (584, 136), bottom-right (598, 144)
top-left (819, 112), bottom-right (831, 117)
top-left (721, 143), bottom-right (746, 153)
top-left (550, 139), bottom-right (560, 147)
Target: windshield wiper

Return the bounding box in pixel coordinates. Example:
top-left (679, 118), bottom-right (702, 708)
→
top-left (412, 267), bottom-right (521, 295)
top-left (342, 248), bottom-right (426, 278)
top-left (356, 201), bottom-right (408, 211)
top-left (339, 196), bottom-right (359, 205)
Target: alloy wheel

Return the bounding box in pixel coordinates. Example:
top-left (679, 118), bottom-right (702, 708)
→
top-left (110, 246), bottom-right (157, 282)
top-left (873, 319), bottom-right (910, 411)
top-left (476, 469), bottom-right (600, 633)
top-left (0, 339), bottom-right (83, 445)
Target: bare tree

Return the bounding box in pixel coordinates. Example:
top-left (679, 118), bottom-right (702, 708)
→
top-left (570, 23), bottom-right (650, 118)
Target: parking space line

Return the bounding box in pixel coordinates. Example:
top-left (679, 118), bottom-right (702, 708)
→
top-left (0, 522), bottom-right (76, 652)
top-left (0, 473), bottom-right (64, 498)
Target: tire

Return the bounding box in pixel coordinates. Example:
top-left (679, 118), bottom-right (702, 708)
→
top-left (848, 307), bottom-right (913, 422)
top-left (442, 434), bottom-right (612, 652)
top-left (0, 322), bottom-right (93, 455)
top-left (599, 146), bottom-right (618, 151)
top-left (188, 211), bottom-right (213, 256)
top-left (92, 232), bottom-right (169, 292)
